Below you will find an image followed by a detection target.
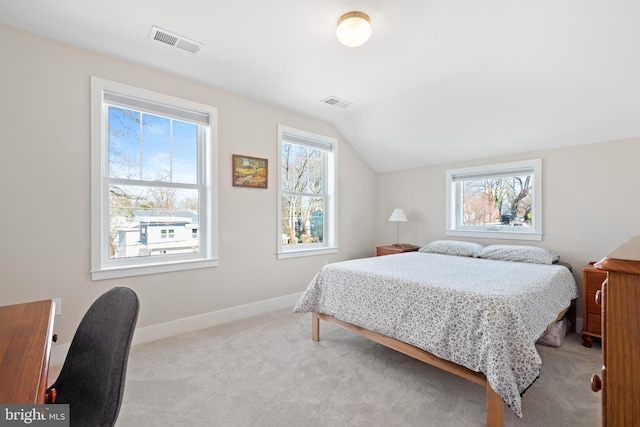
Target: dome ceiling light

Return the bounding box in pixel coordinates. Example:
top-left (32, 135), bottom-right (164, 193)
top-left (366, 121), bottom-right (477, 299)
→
top-left (336, 11), bottom-right (371, 47)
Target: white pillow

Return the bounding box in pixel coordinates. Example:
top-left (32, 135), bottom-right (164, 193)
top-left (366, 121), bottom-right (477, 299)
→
top-left (476, 244), bottom-right (560, 265)
top-left (418, 240), bottom-right (484, 257)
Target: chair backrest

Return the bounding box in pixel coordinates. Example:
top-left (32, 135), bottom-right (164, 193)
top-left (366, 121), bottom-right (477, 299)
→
top-left (52, 287), bottom-right (139, 426)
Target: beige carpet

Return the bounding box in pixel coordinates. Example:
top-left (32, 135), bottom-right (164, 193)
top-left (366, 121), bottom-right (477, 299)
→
top-left (54, 308), bottom-right (603, 426)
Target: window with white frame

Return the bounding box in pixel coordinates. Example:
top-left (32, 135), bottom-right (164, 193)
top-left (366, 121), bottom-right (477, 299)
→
top-left (445, 159), bottom-right (542, 241)
top-left (91, 77), bottom-right (218, 279)
top-left (277, 125), bottom-right (337, 258)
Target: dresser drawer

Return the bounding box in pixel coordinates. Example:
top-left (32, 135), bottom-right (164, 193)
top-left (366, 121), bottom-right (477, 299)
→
top-left (585, 270), bottom-right (607, 293)
top-left (586, 292), bottom-right (600, 314)
top-left (586, 313), bottom-right (601, 335)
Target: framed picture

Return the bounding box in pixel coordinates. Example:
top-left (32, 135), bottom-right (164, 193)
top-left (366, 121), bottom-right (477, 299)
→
top-left (232, 154), bottom-right (268, 188)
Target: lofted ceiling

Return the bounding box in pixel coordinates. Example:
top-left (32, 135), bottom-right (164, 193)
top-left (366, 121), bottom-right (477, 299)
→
top-left (2, 1), bottom-right (640, 172)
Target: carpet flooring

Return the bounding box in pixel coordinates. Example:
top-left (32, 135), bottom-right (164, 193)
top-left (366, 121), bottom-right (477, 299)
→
top-left (53, 308), bottom-right (603, 426)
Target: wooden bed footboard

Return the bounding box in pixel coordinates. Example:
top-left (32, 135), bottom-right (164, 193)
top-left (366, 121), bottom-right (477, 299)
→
top-left (312, 312), bottom-right (505, 427)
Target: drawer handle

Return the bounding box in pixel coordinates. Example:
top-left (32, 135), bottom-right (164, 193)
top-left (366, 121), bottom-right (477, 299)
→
top-left (595, 290), bottom-right (601, 306)
top-left (591, 374), bottom-right (602, 392)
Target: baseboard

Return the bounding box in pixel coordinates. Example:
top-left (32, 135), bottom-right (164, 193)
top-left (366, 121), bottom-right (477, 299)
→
top-left (50, 299), bottom-right (585, 367)
top-left (50, 292), bottom-right (303, 366)
top-left (575, 317), bottom-right (583, 336)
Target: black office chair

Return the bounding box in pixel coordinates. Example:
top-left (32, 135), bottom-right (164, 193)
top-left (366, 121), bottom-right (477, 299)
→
top-left (47, 287), bottom-right (139, 427)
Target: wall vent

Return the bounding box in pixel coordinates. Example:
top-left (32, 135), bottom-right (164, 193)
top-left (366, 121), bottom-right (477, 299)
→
top-left (149, 26), bottom-right (203, 54)
top-left (321, 96), bottom-right (353, 109)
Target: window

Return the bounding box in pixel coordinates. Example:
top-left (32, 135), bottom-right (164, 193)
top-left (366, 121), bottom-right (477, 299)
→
top-left (445, 159), bottom-right (542, 241)
top-left (160, 229), bottom-right (175, 239)
top-left (91, 77), bottom-right (218, 279)
top-left (277, 125), bottom-right (337, 258)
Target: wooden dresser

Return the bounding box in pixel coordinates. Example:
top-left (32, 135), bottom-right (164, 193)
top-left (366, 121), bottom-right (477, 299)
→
top-left (376, 244), bottom-right (420, 256)
top-left (592, 236), bottom-right (640, 426)
top-left (582, 263), bottom-right (607, 347)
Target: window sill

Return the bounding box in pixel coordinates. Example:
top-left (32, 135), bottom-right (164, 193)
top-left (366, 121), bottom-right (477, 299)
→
top-left (91, 258), bottom-right (218, 280)
top-left (276, 247), bottom-right (337, 260)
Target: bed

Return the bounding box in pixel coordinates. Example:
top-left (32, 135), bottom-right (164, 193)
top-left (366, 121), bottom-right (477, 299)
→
top-left (293, 241), bottom-right (578, 427)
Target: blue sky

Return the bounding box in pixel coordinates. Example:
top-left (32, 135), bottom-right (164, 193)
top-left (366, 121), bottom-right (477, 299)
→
top-left (109, 106), bottom-right (197, 184)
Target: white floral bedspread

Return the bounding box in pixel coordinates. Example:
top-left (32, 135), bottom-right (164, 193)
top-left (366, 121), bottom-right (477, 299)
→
top-left (293, 252), bottom-right (578, 417)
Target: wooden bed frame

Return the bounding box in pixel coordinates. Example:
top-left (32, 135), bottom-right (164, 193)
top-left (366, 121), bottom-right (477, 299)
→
top-left (310, 301), bottom-right (575, 427)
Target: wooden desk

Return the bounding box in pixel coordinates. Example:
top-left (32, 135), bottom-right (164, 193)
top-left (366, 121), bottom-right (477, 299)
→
top-left (0, 300), bottom-right (55, 403)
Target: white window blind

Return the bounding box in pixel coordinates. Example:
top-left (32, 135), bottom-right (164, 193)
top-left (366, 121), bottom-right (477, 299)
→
top-left (281, 132), bottom-right (333, 152)
top-left (450, 166), bottom-right (534, 181)
top-left (103, 91), bottom-right (210, 126)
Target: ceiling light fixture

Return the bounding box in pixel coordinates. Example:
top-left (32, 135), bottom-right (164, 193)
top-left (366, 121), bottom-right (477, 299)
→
top-left (336, 11), bottom-right (371, 47)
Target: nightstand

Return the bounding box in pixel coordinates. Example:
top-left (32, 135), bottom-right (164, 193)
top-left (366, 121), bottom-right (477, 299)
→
top-left (376, 244), bottom-right (420, 256)
top-left (582, 262), bottom-right (607, 347)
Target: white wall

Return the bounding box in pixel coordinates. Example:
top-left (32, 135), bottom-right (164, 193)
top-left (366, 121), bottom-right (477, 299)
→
top-left (0, 24), bottom-right (376, 358)
top-left (376, 138), bottom-right (640, 328)
top-left (5, 21), bottom-right (637, 358)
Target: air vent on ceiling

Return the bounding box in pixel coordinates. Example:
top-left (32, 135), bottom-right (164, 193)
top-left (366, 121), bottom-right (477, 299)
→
top-left (321, 96), bottom-right (353, 109)
top-left (149, 26), bottom-right (203, 54)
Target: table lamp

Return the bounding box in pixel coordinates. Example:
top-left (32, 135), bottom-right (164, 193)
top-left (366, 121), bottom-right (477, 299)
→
top-left (388, 208), bottom-right (408, 245)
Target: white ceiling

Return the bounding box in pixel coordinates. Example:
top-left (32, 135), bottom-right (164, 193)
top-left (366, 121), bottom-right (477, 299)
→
top-left (2, 1), bottom-right (640, 172)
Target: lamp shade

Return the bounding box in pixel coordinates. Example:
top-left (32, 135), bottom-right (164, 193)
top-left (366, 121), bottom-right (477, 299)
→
top-left (388, 208), bottom-right (408, 222)
top-left (336, 11), bottom-right (371, 47)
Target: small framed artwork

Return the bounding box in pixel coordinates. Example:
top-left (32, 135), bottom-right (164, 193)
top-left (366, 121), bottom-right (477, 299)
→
top-left (232, 154), bottom-right (268, 188)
